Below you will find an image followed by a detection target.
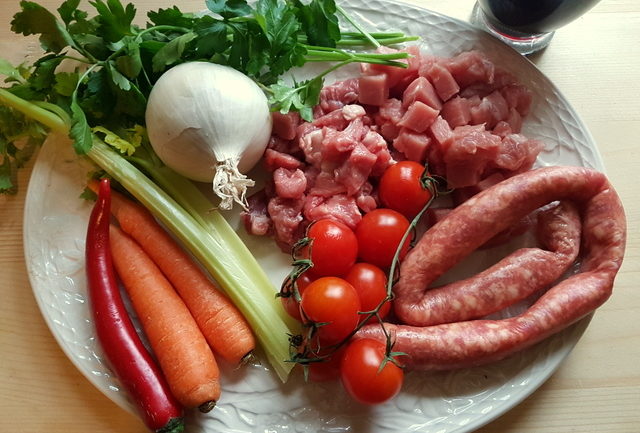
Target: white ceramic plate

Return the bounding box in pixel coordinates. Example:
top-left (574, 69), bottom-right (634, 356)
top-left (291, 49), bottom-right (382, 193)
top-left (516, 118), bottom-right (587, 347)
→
top-left (23, 0), bottom-right (604, 432)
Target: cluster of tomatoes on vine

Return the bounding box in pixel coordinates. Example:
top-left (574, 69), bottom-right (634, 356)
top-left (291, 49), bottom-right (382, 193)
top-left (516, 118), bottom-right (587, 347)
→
top-left (279, 161), bottom-right (440, 405)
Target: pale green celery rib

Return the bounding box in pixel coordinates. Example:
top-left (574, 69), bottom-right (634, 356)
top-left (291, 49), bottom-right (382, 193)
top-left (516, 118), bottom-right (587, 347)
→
top-left (0, 88), bottom-right (68, 135)
top-left (88, 140), bottom-right (296, 382)
top-left (146, 165), bottom-right (299, 331)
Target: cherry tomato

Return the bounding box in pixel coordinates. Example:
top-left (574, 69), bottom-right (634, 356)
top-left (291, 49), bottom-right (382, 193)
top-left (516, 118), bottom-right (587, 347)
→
top-left (303, 219), bottom-right (358, 277)
top-left (281, 272), bottom-right (314, 321)
top-left (340, 338), bottom-right (404, 405)
top-left (306, 347), bottom-right (346, 382)
top-left (355, 209), bottom-right (411, 269)
top-left (345, 263), bottom-right (391, 322)
top-left (379, 161), bottom-right (433, 219)
top-left (300, 277), bottom-right (361, 344)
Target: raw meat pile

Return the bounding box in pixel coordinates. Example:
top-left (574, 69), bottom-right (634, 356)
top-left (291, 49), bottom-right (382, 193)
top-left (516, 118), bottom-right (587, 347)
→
top-left (242, 47), bottom-right (544, 250)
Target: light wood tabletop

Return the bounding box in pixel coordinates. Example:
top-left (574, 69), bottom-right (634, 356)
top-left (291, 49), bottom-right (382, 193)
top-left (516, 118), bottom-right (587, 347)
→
top-left (1, 0), bottom-right (638, 432)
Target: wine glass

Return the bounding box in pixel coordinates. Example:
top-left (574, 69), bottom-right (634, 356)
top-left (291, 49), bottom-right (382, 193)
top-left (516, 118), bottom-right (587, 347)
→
top-left (470, 0), bottom-right (602, 55)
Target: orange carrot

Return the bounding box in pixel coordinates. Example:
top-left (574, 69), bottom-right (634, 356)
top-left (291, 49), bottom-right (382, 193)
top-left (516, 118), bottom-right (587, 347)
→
top-left (88, 180), bottom-right (256, 365)
top-left (109, 224), bottom-right (220, 411)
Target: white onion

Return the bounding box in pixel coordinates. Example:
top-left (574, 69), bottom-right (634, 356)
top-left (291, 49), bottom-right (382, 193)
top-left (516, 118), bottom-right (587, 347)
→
top-left (145, 62), bottom-right (272, 210)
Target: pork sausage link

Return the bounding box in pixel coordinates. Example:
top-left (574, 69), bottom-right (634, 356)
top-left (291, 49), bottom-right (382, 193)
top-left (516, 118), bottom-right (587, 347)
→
top-left (358, 166), bottom-right (626, 370)
top-left (398, 201), bottom-right (581, 326)
top-left (395, 166), bottom-right (608, 326)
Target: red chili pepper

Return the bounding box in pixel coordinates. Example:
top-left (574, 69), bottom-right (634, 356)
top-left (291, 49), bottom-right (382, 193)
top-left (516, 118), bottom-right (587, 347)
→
top-left (86, 178), bottom-right (184, 433)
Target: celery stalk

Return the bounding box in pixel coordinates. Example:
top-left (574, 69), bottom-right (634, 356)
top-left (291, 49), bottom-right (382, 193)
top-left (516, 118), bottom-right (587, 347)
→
top-left (140, 164), bottom-right (298, 329)
top-left (89, 141), bottom-right (298, 381)
top-left (1, 90), bottom-right (298, 382)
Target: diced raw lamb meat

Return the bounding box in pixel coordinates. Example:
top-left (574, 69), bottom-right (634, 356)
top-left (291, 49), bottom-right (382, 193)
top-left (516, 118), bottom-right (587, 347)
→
top-left (361, 130), bottom-right (394, 176)
top-left (445, 51), bottom-right (496, 88)
top-left (242, 191), bottom-right (272, 237)
top-left (492, 67), bottom-right (519, 88)
top-left (398, 101), bottom-right (440, 133)
top-left (303, 194), bottom-right (362, 229)
top-left (317, 78), bottom-right (359, 115)
top-left (424, 63), bottom-right (460, 102)
top-left (441, 96), bottom-right (471, 128)
top-left (492, 108), bottom-right (523, 137)
top-left (313, 104), bottom-right (367, 131)
top-left (355, 182), bottom-right (378, 213)
top-left (428, 115), bottom-right (453, 147)
top-left (443, 124), bottom-right (502, 188)
top-left (321, 117), bottom-right (368, 163)
top-left (343, 104), bottom-right (367, 121)
top-left (393, 128), bottom-right (431, 162)
top-left (506, 107), bottom-right (523, 133)
top-left (402, 76), bottom-right (442, 110)
top-left (379, 98), bottom-right (406, 122)
top-left (313, 108), bottom-right (351, 130)
top-left (376, 121), bottom-right (401, 141)
top-left (273, 168), bottom-right (307, 199)
top-left (469, 90), bottom-right (510, 129)
top-left (251, 49), bottom-right (543, 253)
top-left (459, 82), bottom-right (495, 99)
top-left (272, 111), bottom-right (301, 140)
top-left (364, 46), bottom-right (418, 90)
top-left (335, 142), bottom-right (378, 195)
top-left (392, 45), bottom-right (423, 94)
top-left (268, 136), bottom-right (295, 154)
top-left (493, 134), bottom-right (544, 172)
top-left (263, 149), bottom-right (304, 171)
top-left (268, 196), bottom-right (305, 248)
top-left (492, 121), bottom-right (513, 138)
top-left (500, 83), bottom-right (533, 116)
top-left (485, 90), bottom-right (510, 122)
top-left (299, 129), bottom-right (324, 167)
top-left (309, 171), bottom-right (347, 197)
top-left (469, 100), bottom-right (493, 128)
top-left (358, 74), bottom-right (389, 106)
top-left (303, 165), bottom-right (320, 190)
top-left (374, 98), bottom-right (405, 141)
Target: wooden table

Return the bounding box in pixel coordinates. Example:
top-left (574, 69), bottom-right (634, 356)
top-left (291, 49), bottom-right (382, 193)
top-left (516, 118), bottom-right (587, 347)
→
top-left (1, 1), bottom-right (638, 432)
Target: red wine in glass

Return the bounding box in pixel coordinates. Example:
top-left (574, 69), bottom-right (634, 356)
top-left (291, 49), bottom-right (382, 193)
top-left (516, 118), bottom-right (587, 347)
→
top-left (471, 0), bottom-right (602, 54)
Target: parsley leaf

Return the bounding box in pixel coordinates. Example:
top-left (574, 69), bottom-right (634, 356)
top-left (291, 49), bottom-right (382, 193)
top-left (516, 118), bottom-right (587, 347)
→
top-left (30, 54), bottom-right (65, 91)
top-left (268, 75), bottom-right (323, 121)
top-left (54, 72), bottom-right (79, 97)
top-left (206, 0), bottom-right (253, 19)
top-left (256, 0), bottom-right (304, 77)
top-left (115, 41), bottom-right (142, 79)
top-left (57, 0), bottom-right (82, 25)
top-left (11, 1), bottom-right (76, 53)
top-left (292, 0), bottom-right (341, 47)
top-left (193, 16), bottom-right (231, 58)
top-left (78, 69), bottom-right (114, 121)
top-left (70, 97), bottom-right (93, 154)
top-left (148, 6), bottom-right (197, 28)
top-left (0, 105), bottom-right (47, 194)
top-left (89, 0), bottom-right (136, 43)
top-left (151, 32), bottom-right (197, 72)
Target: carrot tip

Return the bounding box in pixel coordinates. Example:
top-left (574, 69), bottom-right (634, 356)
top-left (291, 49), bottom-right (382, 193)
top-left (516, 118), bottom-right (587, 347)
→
top-left (239, 351), bottom-right (257, 368)
top-left (198, 400), bottom-right (217, 413)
